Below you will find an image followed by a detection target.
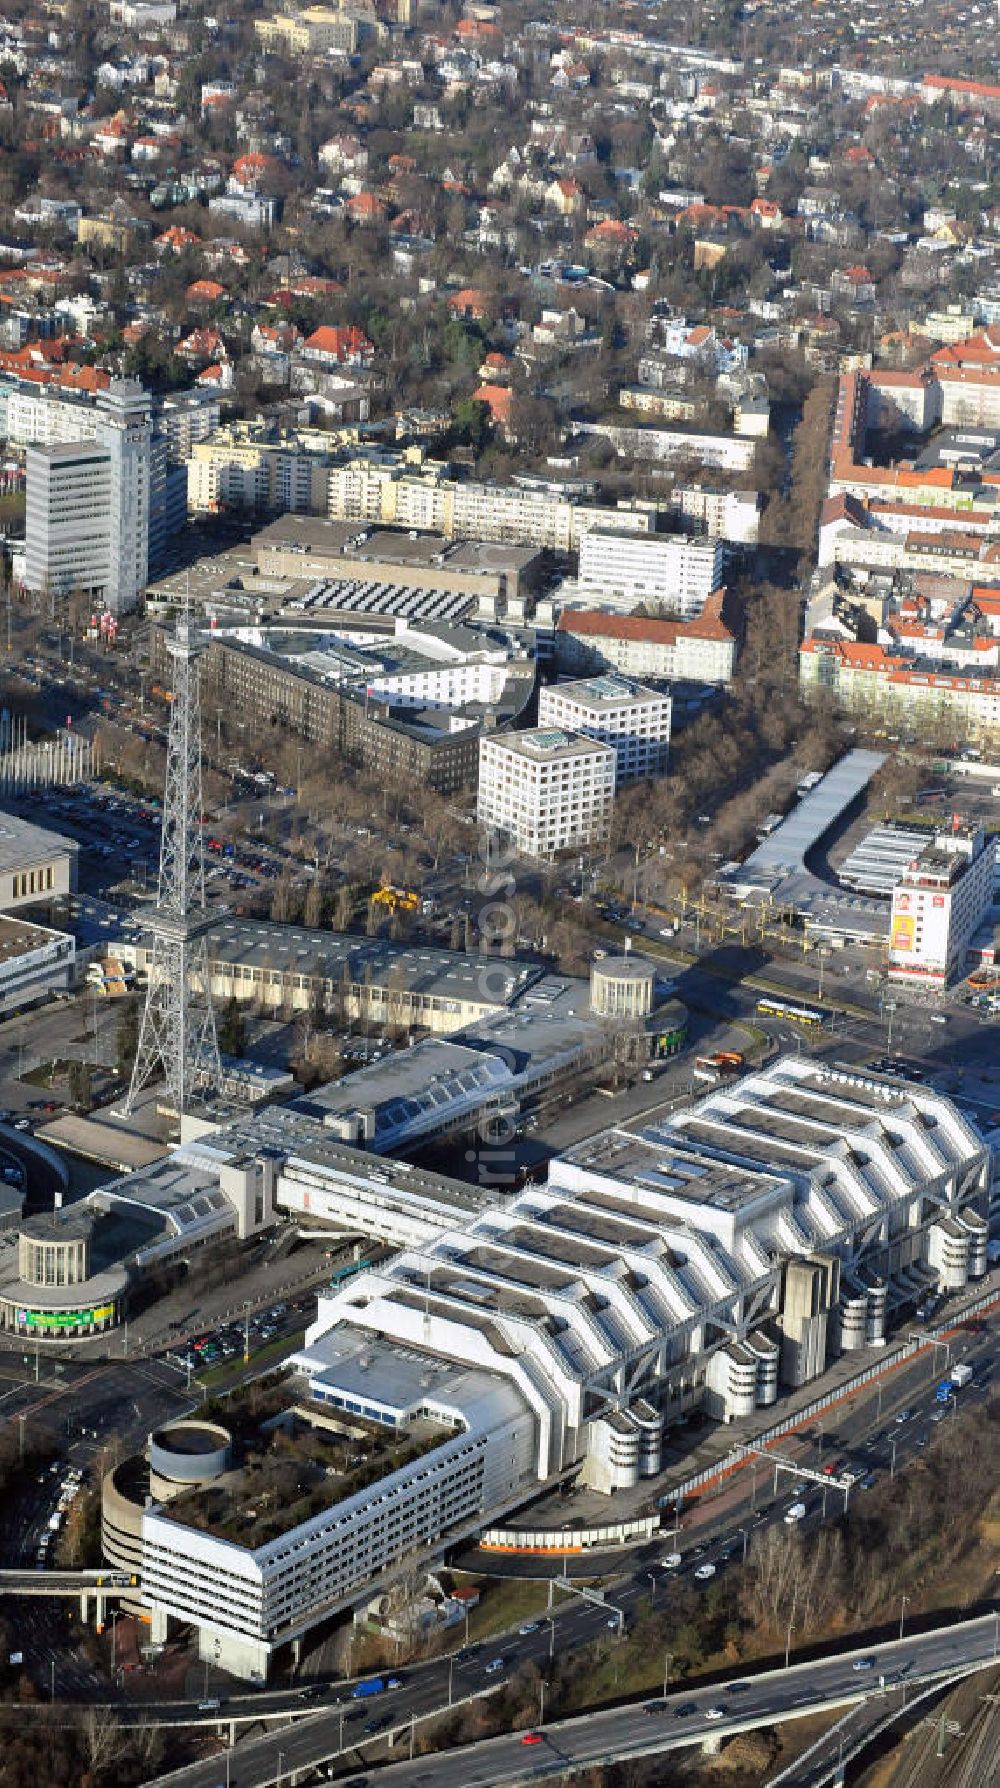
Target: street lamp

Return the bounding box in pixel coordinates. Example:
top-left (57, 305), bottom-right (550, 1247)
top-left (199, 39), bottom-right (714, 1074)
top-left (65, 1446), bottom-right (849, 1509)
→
top-left (663, 1650), bottom-right (673, 1700)
top-left (739, 1527), bottom-right (749, 1565)
top-left (276, 1750), bottom-right (284, 1788)
top-left (881, 997), bottom-right (898, 1055)
top-left (899, 1594), bottom-right (909, 1641)
top-left (784, 1619), bottom-right (796, 1670)
top-left (647, 1571), bottom-right (657, 1607)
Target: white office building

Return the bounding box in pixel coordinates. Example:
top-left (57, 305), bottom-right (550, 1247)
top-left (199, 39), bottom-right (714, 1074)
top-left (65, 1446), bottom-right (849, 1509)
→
top-left (538, 675), bottom-right (670, 782)
top-left (24, 380), bottom-right (151, 615)
top-left (477, 728), bottom-right (616, 858)
top-left (577, 528), bottom-right (725, 617)
top-left (97, 1055), bottom-right (990, 1677)
top-left (137, 1347), bottom-right (535, 1680)
top-left (305, 1056), bottom-right (989, 1482)
top-left (888, 823), bottom-right (995, 986)
top-left (24, 440), bottom-right (112, 603)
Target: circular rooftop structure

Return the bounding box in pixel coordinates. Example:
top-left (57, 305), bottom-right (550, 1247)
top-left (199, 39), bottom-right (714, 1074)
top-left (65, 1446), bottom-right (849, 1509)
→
top-left (591, 955), bottom-right (656, 1020)
top-left (149, 1420), bottom-right (232, 1489)
top-left (18, 1209), bottom-right (93, 1287)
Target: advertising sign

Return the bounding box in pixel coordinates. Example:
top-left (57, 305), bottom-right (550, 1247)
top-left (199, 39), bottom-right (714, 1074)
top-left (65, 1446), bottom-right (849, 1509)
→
top-left (17, 1304), bottom-right (114, 1330)
top-left (891, 915), bottom-right (914, 952)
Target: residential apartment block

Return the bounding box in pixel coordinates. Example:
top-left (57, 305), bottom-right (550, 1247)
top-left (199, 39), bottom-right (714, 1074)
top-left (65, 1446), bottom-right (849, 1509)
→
top-left (538, 675), bottom-right (670, 782)
top-left (800, 637), bottom-right (1000, 741)
top-left (476, 728), bottom-right (616, 857)
top-left (255, 5), bottom-right (361, 55)
top-left (323, 455), bottom-right (663, 554)
top-left (186, 423), bottom-right (333, 515)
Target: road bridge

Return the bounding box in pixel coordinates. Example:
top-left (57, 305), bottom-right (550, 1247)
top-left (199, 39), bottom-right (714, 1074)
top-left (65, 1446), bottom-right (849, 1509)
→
top-left (0, 1567), bottom-right (139, 1627)
top-left (129, 1612), bottom-right (1000, 1788)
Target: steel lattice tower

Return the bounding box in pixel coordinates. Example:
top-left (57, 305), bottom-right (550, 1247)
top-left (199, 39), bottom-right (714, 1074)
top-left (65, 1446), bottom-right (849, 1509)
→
top-left (126, 608), bottom-right (222, 1116)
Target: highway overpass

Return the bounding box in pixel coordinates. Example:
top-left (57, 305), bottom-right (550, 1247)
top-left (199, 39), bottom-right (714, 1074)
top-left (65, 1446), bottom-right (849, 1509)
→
top-left (138, 1611), bottom-right (1000, 1788)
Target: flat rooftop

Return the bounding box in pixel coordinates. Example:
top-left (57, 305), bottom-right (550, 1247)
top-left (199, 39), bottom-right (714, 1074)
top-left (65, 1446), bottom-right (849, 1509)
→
top-left (188, 1104), bottom-right (490, 1218)
top-left (253, 518), bottom-right (541, 579)
top-left (252, 516), bottom-right (361, 557)
top-left (160, 1393), bottom-right (448, 1552)
top-left (0, 810), bottom-right (79, 874)
top-left (548, 674), bottom-right (664, 710)
top-left (496, 728), bottom-right (616, 762)
top-left (557, 1125), bottom-right (784, 1215)
top-left (0, 913), bottom-right (68, 964)
top-left (199, 918), bottom-right (540, 1009)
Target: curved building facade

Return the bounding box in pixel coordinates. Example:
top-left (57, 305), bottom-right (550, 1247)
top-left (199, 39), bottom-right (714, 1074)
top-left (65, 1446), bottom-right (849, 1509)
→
top-left (0, 1209), bottom-right (126, 1337)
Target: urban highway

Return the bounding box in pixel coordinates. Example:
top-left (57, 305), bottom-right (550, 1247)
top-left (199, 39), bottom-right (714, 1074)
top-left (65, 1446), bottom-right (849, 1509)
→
top-left (138, 1614), bottom-right (1000, 1788)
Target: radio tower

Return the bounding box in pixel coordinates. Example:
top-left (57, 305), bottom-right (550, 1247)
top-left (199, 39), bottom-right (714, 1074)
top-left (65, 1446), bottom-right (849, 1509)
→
top-left (126, 606), bottom-right (221, 1116)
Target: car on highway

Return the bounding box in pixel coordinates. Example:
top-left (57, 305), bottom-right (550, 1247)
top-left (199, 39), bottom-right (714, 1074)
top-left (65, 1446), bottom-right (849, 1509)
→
top-left (483, 1657), bottom-right (505, 1675)
top-left (362, 1714), bottom-right (390, 1735)
top-left (518, 1622), bottom-right (540, 1635)
top-left (661, 1552), bottom-right (682, 1569)
top-left (852, 1657), bottom-right (875, 1672)
top-left (693, 1563), bottom-right (716, 1580)
top-left (894, 1409), bottom-right (913, 1425)
top-left (643, 1701), bottom-right (668, 1715)
top-left (725, 1681), bottom-right (751, 1695)
top-left (783, 1503), bottom-right (807, 1524)
top-left (705, 1706), bottom-right (726, 1720)
top-left (521, 1732), bottom-right (543, 1746)
top-left (674, 1702), bottom-right (699, 1718)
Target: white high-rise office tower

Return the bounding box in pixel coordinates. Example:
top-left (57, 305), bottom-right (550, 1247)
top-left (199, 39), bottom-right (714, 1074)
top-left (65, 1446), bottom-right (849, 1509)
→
top-left (24, 378), bottom-right (152, 616)
top-left (96, 378), bottom-right (152, 616)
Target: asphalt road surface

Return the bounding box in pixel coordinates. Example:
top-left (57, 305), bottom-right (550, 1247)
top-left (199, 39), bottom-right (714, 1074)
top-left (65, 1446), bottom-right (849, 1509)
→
top-left (139, 1614), bottom-right (1000, 1788)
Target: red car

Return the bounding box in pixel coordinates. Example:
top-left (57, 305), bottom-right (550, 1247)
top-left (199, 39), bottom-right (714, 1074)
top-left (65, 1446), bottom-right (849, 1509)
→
top-left (521, 1733), bottom-right (542, 1746)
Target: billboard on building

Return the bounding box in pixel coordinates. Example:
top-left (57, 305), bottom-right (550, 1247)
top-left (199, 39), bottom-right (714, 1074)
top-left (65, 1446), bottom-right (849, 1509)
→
top-left (891, 915), bottom-right (914, 952)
